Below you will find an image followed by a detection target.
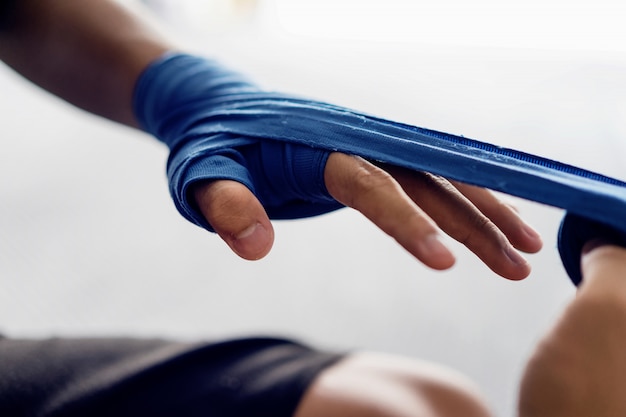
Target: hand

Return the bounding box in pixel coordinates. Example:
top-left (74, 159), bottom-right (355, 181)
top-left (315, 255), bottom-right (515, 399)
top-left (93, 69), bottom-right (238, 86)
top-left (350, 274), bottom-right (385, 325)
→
top-left (193, 152), bottom-right (542, 280)
top-left (518, 242), bottom-right (626, 417)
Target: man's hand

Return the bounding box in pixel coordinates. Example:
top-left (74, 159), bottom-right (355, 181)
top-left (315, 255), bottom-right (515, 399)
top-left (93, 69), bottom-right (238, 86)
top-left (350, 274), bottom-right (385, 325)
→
top-left (518, 243), bottom-right (626, 417)
top-left (193, 152), bottom-right (543, 280)
top-left (0, 0), bottom-right (542, 281)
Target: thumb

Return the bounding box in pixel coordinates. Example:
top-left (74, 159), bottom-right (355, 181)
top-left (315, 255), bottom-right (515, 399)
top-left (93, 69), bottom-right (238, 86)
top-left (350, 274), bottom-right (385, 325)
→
top-left (192, 179), bottom-right (274, 260)
top-left (580, 240), bottom-right (626, 292)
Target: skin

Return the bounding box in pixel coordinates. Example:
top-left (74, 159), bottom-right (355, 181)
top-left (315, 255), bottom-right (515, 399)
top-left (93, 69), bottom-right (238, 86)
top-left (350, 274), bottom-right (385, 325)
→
top-left (2, 1), bottom-right (624, 417)
top-left (518, 242), bottom-right (626, 417)
top-left (295, 242), bottom-right (626, 417)
top-left (0, 0), bottom-right (542, 282)
top-left (294, 351), bottom-right (494, 417)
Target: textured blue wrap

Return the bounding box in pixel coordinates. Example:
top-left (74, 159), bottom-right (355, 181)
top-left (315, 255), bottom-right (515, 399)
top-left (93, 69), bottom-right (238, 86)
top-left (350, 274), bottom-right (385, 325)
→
top-left (134, 53), bottom-right (341, 230)
top-left (134, 53), bottom-right (626, 286)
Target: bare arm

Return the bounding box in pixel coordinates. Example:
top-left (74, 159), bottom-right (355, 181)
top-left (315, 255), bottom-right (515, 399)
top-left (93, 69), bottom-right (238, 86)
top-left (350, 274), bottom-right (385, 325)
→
top-left (0, 0), bottom-right (171, 126)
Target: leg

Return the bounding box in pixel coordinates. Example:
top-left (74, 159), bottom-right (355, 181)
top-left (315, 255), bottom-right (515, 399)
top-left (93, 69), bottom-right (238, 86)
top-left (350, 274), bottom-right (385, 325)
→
top-left (518, 243), bottom-right (626, 417)
top-left (295, 352), bottom-right (493, 417)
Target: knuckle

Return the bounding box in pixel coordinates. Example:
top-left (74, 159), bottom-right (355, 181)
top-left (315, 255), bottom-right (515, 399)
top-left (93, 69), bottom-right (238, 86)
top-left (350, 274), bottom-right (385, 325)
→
top-left (419, 171), bottom-right (456, 192)
top-left (347, 165), bottom-right (396, 206)
top-left (458, 213), bottom-right (499, 246)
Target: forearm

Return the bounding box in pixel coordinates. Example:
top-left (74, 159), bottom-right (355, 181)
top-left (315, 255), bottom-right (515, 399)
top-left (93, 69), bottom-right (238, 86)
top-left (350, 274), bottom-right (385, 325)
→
top-left (0, 0), bottom-right (173, 126)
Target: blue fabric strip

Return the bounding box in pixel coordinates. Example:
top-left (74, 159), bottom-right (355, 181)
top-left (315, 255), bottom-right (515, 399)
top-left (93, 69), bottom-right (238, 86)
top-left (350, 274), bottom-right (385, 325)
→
top-left (134, 53), bottom-right (626, 286)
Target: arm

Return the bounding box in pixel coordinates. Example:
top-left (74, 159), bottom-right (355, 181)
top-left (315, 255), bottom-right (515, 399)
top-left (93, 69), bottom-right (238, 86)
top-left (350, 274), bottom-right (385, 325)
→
top-left (0, 0), bottom-right (169, 126)
top-left (0, 0), bottom-right (542, 278)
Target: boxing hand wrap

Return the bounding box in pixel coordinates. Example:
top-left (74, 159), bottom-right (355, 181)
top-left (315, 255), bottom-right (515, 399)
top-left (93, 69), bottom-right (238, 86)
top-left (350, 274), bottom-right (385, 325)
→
top-left (133, 53), bottom-right (342, 231)
top-left (135, 52), bottom-right (626, 286)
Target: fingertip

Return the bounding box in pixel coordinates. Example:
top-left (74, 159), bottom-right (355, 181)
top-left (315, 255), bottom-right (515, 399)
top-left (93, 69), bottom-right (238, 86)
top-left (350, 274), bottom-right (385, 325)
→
top-left (193, 179), bottom-right (275, 261)
top-left (579, 241), bottom-right (626, 293)
top-left (580, 240), bottom-right (626, 275)
top-left (415, 234), bottom-right (456, 271)
top-left (227, 221), bottom-right (275, 260)
top-left (429, 256), bottom-right (457, 271)
top-left (500, 245), bottom-right (532, 280)
top-left (505, 214), bottom-right (543, 254)
top-left (519, 224), bottom-right (544, 253)
top-left (479, 243), bottom-right (531, 281)
top-left (506, 261), bottom-right (532, 281)
top-left (581, 238), bottom-right (613, 257)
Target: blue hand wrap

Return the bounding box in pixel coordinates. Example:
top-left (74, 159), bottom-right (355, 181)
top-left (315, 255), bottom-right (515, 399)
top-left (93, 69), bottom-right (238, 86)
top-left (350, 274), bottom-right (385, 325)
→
top-left (134, 52), bottom-right (626, 286)
top-left (134, 53), bottom-right (342, 230)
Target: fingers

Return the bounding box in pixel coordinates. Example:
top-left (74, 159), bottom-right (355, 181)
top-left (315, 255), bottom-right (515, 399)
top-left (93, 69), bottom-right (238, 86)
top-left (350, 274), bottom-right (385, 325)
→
top-left (192, 180), bottom-right (274, 260)
top-left (325, 153), bottom-right (456, 271)
top-left (449, 181), bottom-right (543, 254)
top-left (325, 152), bottom-right (540, 280)
top-left (380, 163), bottom-right (534, 280)
top-left (192, 151), bottom-right (542, 281)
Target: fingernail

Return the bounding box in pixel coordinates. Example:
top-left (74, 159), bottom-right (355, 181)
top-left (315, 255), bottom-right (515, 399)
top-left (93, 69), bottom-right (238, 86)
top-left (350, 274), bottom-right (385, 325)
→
top-left (522, 223), bottom-right (542, 241)
top-left (236, 222), bottom-right (262, 240)
top-left (419, 234), bottom-right (455, 269)
top-left (423, 234), bottom-right (449, 256)
top-left (232, 223), bottom-right (272, 260)
top-left (504, 244), bottom-right (528, 267)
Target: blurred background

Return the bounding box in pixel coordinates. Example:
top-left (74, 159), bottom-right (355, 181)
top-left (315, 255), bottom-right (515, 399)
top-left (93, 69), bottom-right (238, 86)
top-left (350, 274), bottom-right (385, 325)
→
top-left (2, 0), bottom-right (626, 415)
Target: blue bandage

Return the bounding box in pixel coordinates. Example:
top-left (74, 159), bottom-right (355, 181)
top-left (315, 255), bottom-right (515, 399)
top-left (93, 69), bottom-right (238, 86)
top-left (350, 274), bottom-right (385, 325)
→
top-left (134, 52), bottom-right (626, 286)
top-left (134, 53), bottom-right (342, 230)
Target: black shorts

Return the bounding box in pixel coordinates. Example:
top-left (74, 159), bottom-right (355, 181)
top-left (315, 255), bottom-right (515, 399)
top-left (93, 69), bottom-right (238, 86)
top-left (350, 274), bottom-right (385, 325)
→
top-left (0, 335), bottom-right (345, 417)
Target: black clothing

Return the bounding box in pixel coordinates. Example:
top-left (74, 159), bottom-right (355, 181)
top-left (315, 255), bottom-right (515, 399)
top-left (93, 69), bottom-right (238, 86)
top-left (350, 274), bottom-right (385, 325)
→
top-left (0, 335), bottom-right (344, 417)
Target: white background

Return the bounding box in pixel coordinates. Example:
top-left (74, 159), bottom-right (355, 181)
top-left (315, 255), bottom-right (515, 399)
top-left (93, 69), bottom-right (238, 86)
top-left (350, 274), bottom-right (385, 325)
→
top-left (2, 1), bottom-right (626, 415)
